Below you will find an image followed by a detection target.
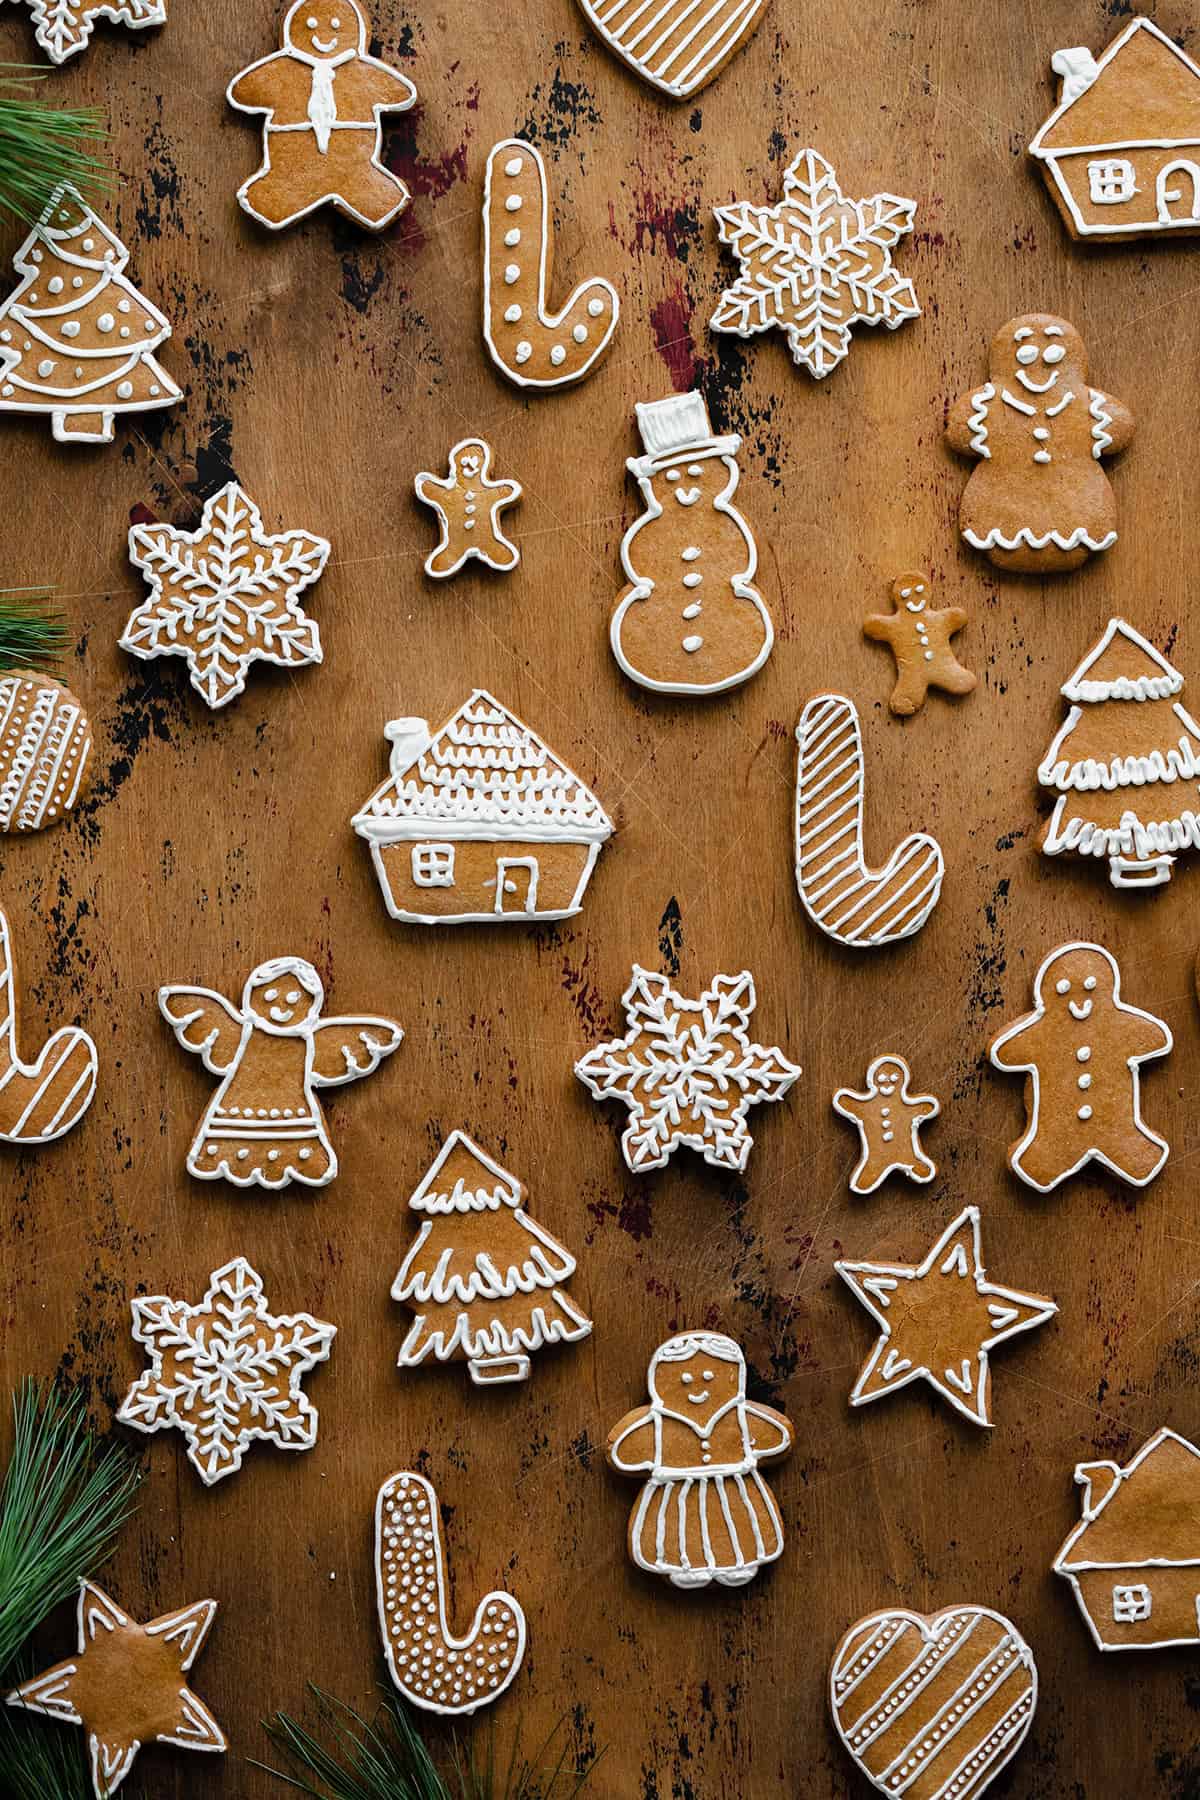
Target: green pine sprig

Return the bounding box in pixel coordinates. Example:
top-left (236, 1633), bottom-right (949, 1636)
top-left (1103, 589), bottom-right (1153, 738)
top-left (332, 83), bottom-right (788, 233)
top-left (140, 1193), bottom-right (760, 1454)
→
top-left (255, 1687), bottom-right (598, 1800)
top-left (0, 591), bottom-right (69, 674)
top-left (0, 1380), bottom-right (142, 1678)
top-left (0, 68), bottom-right (109, 223)
top-left (0, 1701), bottom-right (93, 1799)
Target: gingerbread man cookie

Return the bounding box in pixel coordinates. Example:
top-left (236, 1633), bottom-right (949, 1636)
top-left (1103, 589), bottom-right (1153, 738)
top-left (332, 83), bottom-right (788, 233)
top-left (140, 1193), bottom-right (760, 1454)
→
top-left (227, 0), bottom-right (416, 231)
top-left (946, 314), bottom-right (1134, 574)
top-left (989, 942), bottom-right (1171, 1193)
top-left (414, 439), bottom-right (522, 579)
top-left (833, 1055), bottom-right (939, 1195)
top-left (863, 572), bottom-right (976, 717)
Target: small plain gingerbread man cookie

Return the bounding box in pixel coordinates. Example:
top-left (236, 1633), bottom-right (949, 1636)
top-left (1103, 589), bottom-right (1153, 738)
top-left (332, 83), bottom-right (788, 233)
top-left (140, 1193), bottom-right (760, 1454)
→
top-left (832, 1054), bottom-right (939, 1194)
top-left (414, 439), bottom-right (522, 579)
top-left (863, 571), bottom-right (976, 717)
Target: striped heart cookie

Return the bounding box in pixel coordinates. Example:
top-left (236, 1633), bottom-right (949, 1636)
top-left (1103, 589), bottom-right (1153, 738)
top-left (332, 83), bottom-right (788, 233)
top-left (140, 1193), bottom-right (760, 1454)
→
top-left (577, 0), bottom-right (767, 100)
top-left (795, 694), bottom-right (944, 947)
top-left (830, 1606), bottom-right (1038, 1800)
top-left (0, 907), bottom-right (97, 1145)
top-left (0, 670), bottom-right (92, 833)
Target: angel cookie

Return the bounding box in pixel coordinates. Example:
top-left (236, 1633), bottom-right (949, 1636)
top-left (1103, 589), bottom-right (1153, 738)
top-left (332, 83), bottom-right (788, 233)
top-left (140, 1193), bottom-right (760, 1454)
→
top-left (946, 314), bottom-right (1134, 573)
top-left (989, 942), bottom-right (1170, 1193)
top-left (607, 1331), bottom-right (793, 1590)
top-left (159, 956), bottom-right (402, 1188)
top-left (863, 572), bottom-right (976, 717)
top-left (833, 1055), bottom-right (939, 1195)
top-left (226, 0), bottom-right (416, 231)
top-left (415, 439), bottom-right (521, 579)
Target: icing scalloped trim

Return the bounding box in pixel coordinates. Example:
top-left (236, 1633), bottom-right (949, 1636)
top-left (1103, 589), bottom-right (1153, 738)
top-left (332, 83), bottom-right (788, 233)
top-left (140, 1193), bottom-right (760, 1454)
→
top-left (1040, 733), bottom-right (1200, 792)
top-left (967, 381), bottom-right (994, 457)
top-left (1044, 804), bottom-right (1200, 862)
top-left (963, 526), bottom-right (1116, 552)
top-left (1089, 388), bottom-right (1113, 458)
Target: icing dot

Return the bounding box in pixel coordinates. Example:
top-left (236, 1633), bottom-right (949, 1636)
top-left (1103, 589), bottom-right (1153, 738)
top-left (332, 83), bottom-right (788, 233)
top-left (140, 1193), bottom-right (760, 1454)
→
top-left (503, 228), bottom-right (520, 247)
top-left (503, 304), bottom-right (521, 322)
top-left (514, 341), bottom-right (532, 364)
top-left (116, 381), bottom-right (133, 399)
top-left (587, 297), bottom-right (605, 316)
top-left (150, 384), bottom-right (161, 395)
top-left (0, 331), bottom-right (9, 342)
top-left (1, 385), bottom-right (12, 397)
top-left (62, 321), bottom-right (80, 337)
top-left (120, 327), bottom-right (131, 339)
top-left (118, 299), bottom-right (131, 313)
top-left (572, 324), bottom-right (587, 342)
top-left (37, 359), bottom-right (54, 378)
top-left (205, 1144), bottom-right (217, 1155)
top-left (504, 195), bottom-right (522, 213)
top-left (299, 1147), bottom-right (312, 1161)
top-left (550, 345), bottom-right (566, 365)
top-left (96, 311), bottom-right (115, 332)
top-left (268, 1149), bottom-right (280, 1162)
top-left (503, 263), bottom-right (520, 285)
top-left (74, 366), bottom-right (83, 378)
top-left (144, 320), bottom-right (156, 332)
top-left (72, 275), bottom-right (83, 288)
top-left (503, 156), bottom-right (523, 176)
top-left (237, 1147), bottom-right (250, 1160)
top-left (682, 634), bottom-right (703, 653)
top-left (82, 237), bottom-right (94, 251)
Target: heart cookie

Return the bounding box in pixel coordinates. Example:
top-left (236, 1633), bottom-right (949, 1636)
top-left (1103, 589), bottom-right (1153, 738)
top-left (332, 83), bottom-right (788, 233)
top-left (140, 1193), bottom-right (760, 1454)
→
top-left (575, 0), bottom-right (767, 99)
top-left (829, 1606), bottom-right (1038, 1800)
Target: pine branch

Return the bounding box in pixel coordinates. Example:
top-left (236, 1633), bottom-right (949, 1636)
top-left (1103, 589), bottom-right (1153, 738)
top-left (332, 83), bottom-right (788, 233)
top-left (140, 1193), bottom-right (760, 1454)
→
top-left (254, 1687), bottom-right (598, 1800)
top-left (0, 1700), bottom-right (93, 1799)
top-left (0, 1380), bottom-right (142, 1677)
top-left (0, 68), bottom-right (109, 223)
top-left (0, 591), bottom-right (69, 674)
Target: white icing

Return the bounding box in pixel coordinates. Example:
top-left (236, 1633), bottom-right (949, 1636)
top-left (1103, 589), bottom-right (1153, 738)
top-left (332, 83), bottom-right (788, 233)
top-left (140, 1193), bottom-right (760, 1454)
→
top-left (575, 0), bottom-right (767, 99)
top-left (0, 906), bottom-right (97, 1145)
top-left (413, 436), bottom-right (523, 581)
top-left (832, 1054), bottom-right (939, 1194)
top-left (15, 0), bottom-right (165, 62)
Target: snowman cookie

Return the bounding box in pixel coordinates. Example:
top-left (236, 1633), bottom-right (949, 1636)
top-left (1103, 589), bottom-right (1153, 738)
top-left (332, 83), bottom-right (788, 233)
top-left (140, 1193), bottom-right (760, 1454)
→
top-left (863, 572), bottom-right (976, 717)
top-left (611, 391), bottom-right (772, 696)
top-left (414, 439), bottom-right (521, 579)
top-left (833, 1055), bottom-right (939, 1195)
top-left (227, 0), bottom-right (417, 231)
top-left (989, 942), bottom-right (1171, 1193)
top-left (946, 314), bottom-right (1134, 574)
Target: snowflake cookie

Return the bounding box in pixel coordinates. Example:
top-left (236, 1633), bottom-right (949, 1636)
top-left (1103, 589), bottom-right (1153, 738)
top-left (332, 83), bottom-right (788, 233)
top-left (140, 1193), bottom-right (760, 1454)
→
top-left (574, 965), bottom-right (800, 1173)
top-left (7, 1581), bottom-right (225, 1798)
top-left (13, 0), bottom-right (164, 67)
top-left (117, 1257), bottom-right (337, 1485)
top-left (711, 148), bottom-right (919, 380)
top-left (122, 481), bottom-right (329, 710)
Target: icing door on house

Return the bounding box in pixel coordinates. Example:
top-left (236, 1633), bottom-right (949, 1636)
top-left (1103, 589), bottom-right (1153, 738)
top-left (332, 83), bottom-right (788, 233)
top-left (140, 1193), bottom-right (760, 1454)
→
top-left (1157, 160), bottom-right (1200, 223)
top-left (491, 856), bottom-right (539, 914)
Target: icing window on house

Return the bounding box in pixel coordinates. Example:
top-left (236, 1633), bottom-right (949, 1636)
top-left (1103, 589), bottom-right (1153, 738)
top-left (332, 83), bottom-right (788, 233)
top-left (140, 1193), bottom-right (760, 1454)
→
top-left (412, 844), bottom-right (455, 887)
top-left (1088, 160), bottom-right (1137, 204)
top-left (1112, 1583), bottom-right (1152, 1622)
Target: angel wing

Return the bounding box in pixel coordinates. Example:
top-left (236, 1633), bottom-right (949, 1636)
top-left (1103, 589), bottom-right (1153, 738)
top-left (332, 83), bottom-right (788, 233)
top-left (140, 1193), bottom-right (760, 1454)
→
top-left (309, 1016), bottom-right (403, 1088)
top-left (158, 986), bottom-right (246, 1075)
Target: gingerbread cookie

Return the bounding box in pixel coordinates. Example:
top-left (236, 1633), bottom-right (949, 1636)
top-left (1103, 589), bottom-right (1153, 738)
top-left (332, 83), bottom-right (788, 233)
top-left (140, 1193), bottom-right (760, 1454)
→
top-left (711, 148), bottom-right (919, 380)
top-left (0, 670), bottom-right (92, 832)
top-left (352, 690), bottom-right (613, 925)
top-left (227, 0), bottom-right (416, 231)
top-left (607, 1331), bottom-right (792, 1590)
top-left (1054, 1428), bottom-right (1200, 1651)
top-left (393, 1131), bottom-right (592, 1386)
top-left (863, 572), bottom-right (976, 718)
top-left (989, 942), bottom-right (1171, 1194)
top-left (0, 906), bottom-right (97, 1146)
top-left (830, 1605), bottom-right (1038, 1799)
top-left (833, 1055), bottom-right (939, 1195)
top-left (574, 965), bottom-right (801, 1173)
top-left (835, 1205), bottom-right (1057, 1428)
top-left (159, 956), bottom-right (402, 1189)
top-left (794, 694), bottom-right (944, 947)
top-left (1038, 617), bottom-right (1200, 890)
top-left (13, 0), bottom-right (165, 63)
top-left (610, 391), bottom-right (773, 695)
top-left (1030, 19), bottom-right (1200, 243)
top-left (375, 1471), bottom-right (526, 1715)
top-left (415, 439), bottom-right (521, 579)
top-left (7, 1579), bottom-right (225, 1797)
top-left (117, 1256), bottom-right (336, 1485)
top-left (482, 140), bottom-right (619, 391)
top-left (0, 185), bottom-right (180, 445)
top-left (575, 0), bottom-right (767, 99)
top-left (123, 481), bottom-right (329, 710)
top-left (946, 314), bottom-right (1134, 574)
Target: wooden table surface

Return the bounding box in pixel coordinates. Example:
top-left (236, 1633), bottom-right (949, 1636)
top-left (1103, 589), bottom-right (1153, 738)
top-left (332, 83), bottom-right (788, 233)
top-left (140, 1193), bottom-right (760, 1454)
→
top-left (2, 0), bottom-right (1199, 1794)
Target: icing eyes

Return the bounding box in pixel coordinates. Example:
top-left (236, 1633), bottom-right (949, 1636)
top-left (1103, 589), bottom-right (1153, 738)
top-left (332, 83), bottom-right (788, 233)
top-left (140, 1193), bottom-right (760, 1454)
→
top-left (702, 1369), bottom-right (714, 1380)
top-left (286, 989), bottom-right (301, 1004)
top-left (1055, 978), bottom-right (1070, 994)
top-left (666, 468), bottom-right (680, 482)
top-left (1015, 344), bottom-right (1039, 365)
top-left (264, 987), bottom-right (278, 1000)
top-left (330, 12), bottom-right (341, 21)
top-left (1083, 976), bottom-right (1096, 991)
top-left (680, 1371), bottom-right (693, 1383)
top-left (305, 14), bottom-right (317, 24)
top-left (686, 464), bottom-right (703, 477)
top-left (1042, 344), bottom-right (1065, 365)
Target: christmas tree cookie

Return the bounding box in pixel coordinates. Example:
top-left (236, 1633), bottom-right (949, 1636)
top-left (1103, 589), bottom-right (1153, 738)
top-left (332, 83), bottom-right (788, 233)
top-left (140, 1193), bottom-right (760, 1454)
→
top-left (7, 1580), bottom-right (225, 1797)
top-left (0, 670), bottom-right (92, 832)
top-left (0, 905), bottom-right (97, 1145)
top-left (392, 1131), bottom-right (592, 1387)
top-left (12, 0), bottom-right (164, 64)
top-left (1038, 618), bottom-right (1200, 889)
top-left (0, 185), bottom-right (179, 444)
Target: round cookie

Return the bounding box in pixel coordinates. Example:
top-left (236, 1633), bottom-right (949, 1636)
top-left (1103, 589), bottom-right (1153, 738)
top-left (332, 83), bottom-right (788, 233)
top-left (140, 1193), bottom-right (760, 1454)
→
top-left (0, 668), bottom-right (92, 833)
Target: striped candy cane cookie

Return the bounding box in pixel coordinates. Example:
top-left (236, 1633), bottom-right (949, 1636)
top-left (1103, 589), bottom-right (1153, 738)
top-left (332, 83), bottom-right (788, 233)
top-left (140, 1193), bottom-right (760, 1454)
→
top-left (794, 694), bottom-right (944, 947)
top-left (0, 907), bottom-right (97, 1144)
top-left (374, 1471), bottom-right (526, 1716)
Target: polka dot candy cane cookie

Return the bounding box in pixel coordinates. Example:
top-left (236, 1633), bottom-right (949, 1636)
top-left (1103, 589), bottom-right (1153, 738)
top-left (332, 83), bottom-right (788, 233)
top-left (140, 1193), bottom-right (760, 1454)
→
top-left (374, 1471), bottom-right (527, 1716)
top-left (482, 139), bottom-right (619, 390)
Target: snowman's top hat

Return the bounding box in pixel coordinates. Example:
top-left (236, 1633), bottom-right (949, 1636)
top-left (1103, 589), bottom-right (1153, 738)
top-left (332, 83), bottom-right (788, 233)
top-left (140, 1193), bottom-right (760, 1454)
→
top-left (630, 391), bottom-right (741, 475)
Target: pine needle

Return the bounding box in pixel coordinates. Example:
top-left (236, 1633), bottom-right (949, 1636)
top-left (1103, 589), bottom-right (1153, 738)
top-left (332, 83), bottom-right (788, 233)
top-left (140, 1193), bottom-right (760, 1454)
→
top-left (0, 68), bottom-right (109, 223)
top-left (254, 1687), bottom-right (598, 1800)
top-left (0, 1380), bottom-right (142, 1678)
top-left (0, 591), bottom-right (69, 674)
top-left (0, 1700), bottom-right (93, 1799)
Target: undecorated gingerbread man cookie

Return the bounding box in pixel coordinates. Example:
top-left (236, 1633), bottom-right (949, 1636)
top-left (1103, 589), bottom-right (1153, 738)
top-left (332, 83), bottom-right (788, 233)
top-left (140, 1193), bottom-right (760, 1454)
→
top-left (863, 571), bottom-right (976, 717)
top-left (989, 942), bottom-right (1171, 1193)
top-left (415, 439), bottom-right (521, 579)
top-left (833, 1054), bottom-right (939, 1194)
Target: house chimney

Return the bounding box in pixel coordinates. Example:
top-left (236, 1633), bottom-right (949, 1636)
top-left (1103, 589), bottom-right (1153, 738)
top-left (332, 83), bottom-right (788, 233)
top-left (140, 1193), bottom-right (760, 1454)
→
top-left (1075, 1460), bottom-right (1121, 1515)
top-left (384, 717), bottom-right (432, 780)
top-left (1052, 47), bottom-right (1101, 105)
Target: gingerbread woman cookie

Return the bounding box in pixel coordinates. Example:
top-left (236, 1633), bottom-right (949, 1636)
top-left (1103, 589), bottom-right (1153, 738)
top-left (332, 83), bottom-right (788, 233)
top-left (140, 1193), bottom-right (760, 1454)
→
top-left (414, 439), bottom-right (522, 579)
top-left (833, 1055), bottom-right (939, 1195)
top-left (227, 0), bottom-right (416, 231)
top-left (863, 572), bottom-right (976, 717)
top-left (946, 314), bottom-right (1134, 574)
top-left (989, 942), bottom-right (1171, 1193)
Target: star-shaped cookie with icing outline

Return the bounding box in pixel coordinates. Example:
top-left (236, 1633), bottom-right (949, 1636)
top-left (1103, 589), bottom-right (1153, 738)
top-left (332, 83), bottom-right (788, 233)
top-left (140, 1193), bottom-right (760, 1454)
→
top-left (834, 1205), bottom-right (1057, 1428)
top-left (7, 1579), bottom-right (225, 1798)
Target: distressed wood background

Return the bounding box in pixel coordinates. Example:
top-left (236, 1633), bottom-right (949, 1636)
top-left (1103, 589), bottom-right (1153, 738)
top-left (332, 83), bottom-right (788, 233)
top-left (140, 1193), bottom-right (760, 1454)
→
top-left (2, 0), bottom-right (1199, 1794)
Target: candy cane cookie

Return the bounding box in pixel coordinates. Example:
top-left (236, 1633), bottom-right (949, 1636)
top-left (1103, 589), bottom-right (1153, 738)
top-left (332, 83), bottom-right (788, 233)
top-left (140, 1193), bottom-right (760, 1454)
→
top-left (482, 139), bottom-right (619, 391)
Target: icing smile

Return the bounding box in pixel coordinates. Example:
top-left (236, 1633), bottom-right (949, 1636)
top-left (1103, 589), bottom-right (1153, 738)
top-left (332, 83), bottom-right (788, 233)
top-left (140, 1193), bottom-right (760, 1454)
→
top-left (310, 31), bottom-right (338, 49)
top-left (1069, 999), bottom-right (1092, 1020)
top-left (269, 1005), bottom-right (296, 1023)
top-left (674, 487), bottom-right (701, 507)
top-left (687, 1388), bottom-right (711, 1404)
top-left (1017, 369), bottom-right (1058, 394)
